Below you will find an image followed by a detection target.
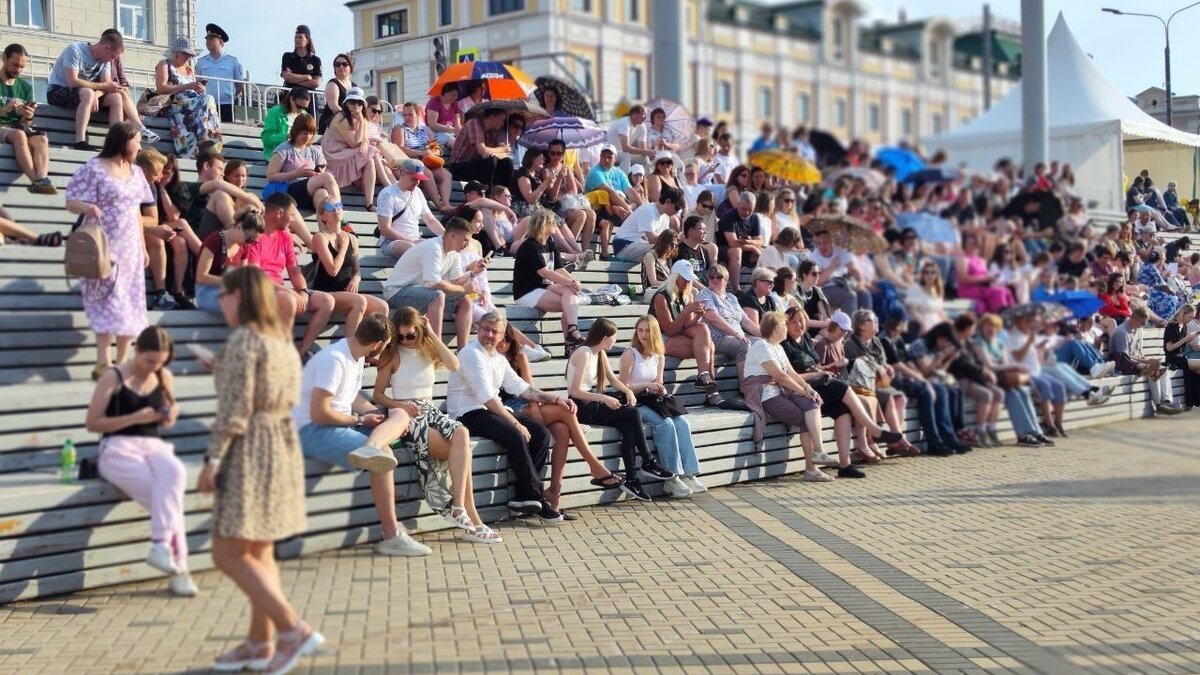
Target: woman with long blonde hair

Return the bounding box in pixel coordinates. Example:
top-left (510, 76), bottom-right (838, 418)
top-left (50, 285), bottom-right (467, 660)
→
top-left (619, 316), bottom-right (704, 497)
top-left (373, 307), bottom-right (501, 543)
top-left (197, 266), bottom-right (323, 673)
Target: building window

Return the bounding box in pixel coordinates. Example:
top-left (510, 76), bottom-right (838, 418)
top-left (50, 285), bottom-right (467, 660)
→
top-left (718, 81), bottom-right (733, 114)
top-left (901, 108), bottom-right (913, 135)
top-left (117, 0), bottom-right (150, 41)
top-left (376, 9), bottom-right (409, 39)
top-left (797, 92), bottom-right (810, 122)
top-left (758, 86), bottom-right (773, 119)
top-left (569, 0), bottom-right (591, 10)
top-left (868, 103), bottom-right (880, 132)
top-left (626, 0), bottom-right (640, 22)
top-left (832, 17), bottom-right (844, 48)
top-left (439, 0), bottom-right (453, 26)
top-left (385, 81), bottom-right (398, 106)
top-left (626, 66), bottom-right (643, 100)
top-left (835, 98), bottom-right (846, 127)
top-left (932, 113), bottom-right (943, 134)
top-left (12, 0), bottom-right (47, 28)
top-left (489, 0), bottom-right (525, 15)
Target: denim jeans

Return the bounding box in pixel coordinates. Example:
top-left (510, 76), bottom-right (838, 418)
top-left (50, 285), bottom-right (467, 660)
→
top-left (1029, 373), bottom-right (1067, 404)
top-left (1041, 362), bottom-right (1092, 397)
top-left (1004, 386), bottom-right (1044, 437)
top-left (894, 377), bottom-right (955, 449)
top-left (1055, 340), bottom-right (1104, 375)
top-left (636, 405), bottom-right (700, 476)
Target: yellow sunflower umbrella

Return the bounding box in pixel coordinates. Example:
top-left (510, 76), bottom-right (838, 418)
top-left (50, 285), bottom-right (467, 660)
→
top-left (747, 150), bottom-right (822, 185)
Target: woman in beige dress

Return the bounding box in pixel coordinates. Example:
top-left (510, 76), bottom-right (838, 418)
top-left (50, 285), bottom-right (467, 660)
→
top-left (197, 266), bottom-right (324, 674)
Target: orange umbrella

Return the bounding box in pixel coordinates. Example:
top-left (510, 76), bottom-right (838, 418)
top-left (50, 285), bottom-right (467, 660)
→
top-left (427, 61), bottom-right (536, 100)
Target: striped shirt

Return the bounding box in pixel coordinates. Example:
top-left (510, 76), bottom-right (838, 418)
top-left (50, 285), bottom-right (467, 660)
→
top-left (399, 123), bottom-right (432, 150)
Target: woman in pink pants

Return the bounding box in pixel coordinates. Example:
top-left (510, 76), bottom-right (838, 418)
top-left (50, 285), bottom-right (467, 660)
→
top-left (85, 326), bottom-right (196, 597)
top-left (955, 232), bottom-right (1015, 314)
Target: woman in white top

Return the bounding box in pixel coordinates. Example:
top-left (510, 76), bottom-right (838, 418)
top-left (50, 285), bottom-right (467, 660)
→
top-left (743, 311), bottom-right (835, 482)
top-left (619, 316), bottom-right (704, 498)
top-left (757, 226), bottom-right (803, 273)
top-left (774, 189), bottom-right (800, 233)
top-left (372, 307), bottom-right (501, 544)
top-left (904, 261), bottom-right (949, 334)
top-left (567, 318), bottom-right (674, 502)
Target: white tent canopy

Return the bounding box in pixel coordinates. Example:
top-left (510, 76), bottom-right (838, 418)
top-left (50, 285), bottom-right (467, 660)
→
top-left (933, 13), bottom-right (1200, 213)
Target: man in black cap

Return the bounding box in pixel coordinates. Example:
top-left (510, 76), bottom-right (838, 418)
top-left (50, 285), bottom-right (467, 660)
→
top-left (282, 25), bottom-right (322, 91)
top-left (195, 23), bottom-right (245, 123)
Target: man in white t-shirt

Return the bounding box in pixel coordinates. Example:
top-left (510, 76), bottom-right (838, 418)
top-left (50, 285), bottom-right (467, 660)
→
top-left (809, 229), bottom-right (871, 314)
top-left (382, 217), bottom-right (485, 343)
top-left (294, 313), bottom-right (431, 557)
top-left (606, 105), bottom-right (653, 171)
top-left (1005, 313), bottom-right (1069, 436)
top-left (612, 187), bottom-right (684, 262)
top-left (376, 158), bottom-right (445, 258)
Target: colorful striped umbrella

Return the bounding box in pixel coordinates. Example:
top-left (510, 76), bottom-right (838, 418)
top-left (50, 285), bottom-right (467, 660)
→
top-left (427, 61), bottom-right (536, 100)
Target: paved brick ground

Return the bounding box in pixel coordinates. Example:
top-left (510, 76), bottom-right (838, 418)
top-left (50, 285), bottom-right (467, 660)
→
top-left (2, 416), bottom-right (1199, 674)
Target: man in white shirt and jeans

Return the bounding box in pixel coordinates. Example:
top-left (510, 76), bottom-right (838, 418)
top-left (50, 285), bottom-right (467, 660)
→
top-left (447, 311), bottom-right (574, 523)
top-left (376, 158), bottom-right (445, 258)
top-left (382, 217), bottom-right (485, 344)
top-left (612, 187), bottom-right (684, 262)
top-left (293, 312), bottom-right (432, 556)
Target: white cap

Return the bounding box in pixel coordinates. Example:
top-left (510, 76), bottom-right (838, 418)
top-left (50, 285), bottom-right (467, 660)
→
top-left (830, 310), bottom-right (852, 331)
top-left (630, 164), bottom-right (646, 176)
top-left (670, 259), bottom-right (699, 283)
top-left (598, 143), bottom-right (617, 155)
top-left (653, 149), bottom-right (675, 163)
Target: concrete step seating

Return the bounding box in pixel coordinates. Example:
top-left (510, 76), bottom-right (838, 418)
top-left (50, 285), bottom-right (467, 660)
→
top-left (0, 107), bottom-right (1185, 603)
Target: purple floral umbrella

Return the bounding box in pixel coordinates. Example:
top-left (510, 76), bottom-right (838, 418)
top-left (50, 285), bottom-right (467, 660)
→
top-left (517, 116), bottom-right (607, 150)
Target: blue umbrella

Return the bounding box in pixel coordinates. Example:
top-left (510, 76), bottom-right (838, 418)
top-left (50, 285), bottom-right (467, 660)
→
top-left (895, 212), bottom-right (958, 245)
top-left (875, 146), bottom-right (925, 182)
top-left (1030, 288), bottom-right (1104, 320)
top-left (904, 167), bottom-right (960, 185)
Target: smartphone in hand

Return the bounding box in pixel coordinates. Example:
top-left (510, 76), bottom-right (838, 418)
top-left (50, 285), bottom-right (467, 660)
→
top-left (187, 343), bottom-right (217, 371)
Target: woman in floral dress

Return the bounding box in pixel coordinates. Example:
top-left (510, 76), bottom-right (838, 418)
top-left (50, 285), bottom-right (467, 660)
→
top-left (197, 265), bottom-right (323, 673)
top-left (65, 122), bottom-right (154, 380)
top-left (153, 38), bottom-right (222, 159)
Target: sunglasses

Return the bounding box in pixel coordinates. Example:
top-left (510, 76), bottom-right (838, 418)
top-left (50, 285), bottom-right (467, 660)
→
top-left (548, 150), bottom-right (564, 156)
top-left (369, 108), bottom-right (382, 114)
top-left (398, 332), bottom-right (419, 342)
top-left (334, 62), bottom-right (350, 68)
top-left (323, 201), bottom-right (343, 212)
top-left (781, 198), bottom-right (794, 203)
top-left (697, 202), bottom-right (714, 209)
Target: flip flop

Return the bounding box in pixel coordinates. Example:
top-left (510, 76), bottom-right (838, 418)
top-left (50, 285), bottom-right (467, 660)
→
top-left (590, 474), bottom-right (625, 489)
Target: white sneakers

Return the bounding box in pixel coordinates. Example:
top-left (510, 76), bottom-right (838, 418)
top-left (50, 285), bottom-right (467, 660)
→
top-left (682, 475), bottom-right (707, 493)
top-left (663, 475), bottom-right (692, 498)
top-left (521, 344), bottom-right (553, 363)
top-left (169, 573), bottom-right (198, 597)
top-left (348, 445), bottom-right (398, 473)
top-left (375, 529), bottom-right (432, 557)
top-left (810, 451), bottom-right (840, 467)
top-left (139, 127), bottom-right (161, 144)
top-left (1090, 362), bottom-right (1116, 378)
top-left (146, 542), bottom-right (180, 576)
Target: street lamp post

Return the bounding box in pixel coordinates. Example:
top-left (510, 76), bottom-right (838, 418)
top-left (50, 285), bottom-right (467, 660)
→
top-left (1102, 2), bottom-right (1200, 128)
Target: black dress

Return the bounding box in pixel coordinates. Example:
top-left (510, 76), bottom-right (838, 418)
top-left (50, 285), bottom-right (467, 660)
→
top-left (309, 235), bottom-right (357, 293)
top-left (782, 335), bottom-right (850, 419)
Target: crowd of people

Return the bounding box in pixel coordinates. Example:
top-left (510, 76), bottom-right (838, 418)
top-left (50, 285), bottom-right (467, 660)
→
top-left (5, 24), bottom-right (1200, 674)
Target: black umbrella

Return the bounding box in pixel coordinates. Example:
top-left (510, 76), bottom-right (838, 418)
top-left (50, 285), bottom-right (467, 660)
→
top-left (534, 76), bottom-right (595, 120)
top-left (465, 98), bottom-right (549, 123)
top-left (1002, 191), bottom-right (1064, 232)
top-left (808, 129), bottom-right (846, 168)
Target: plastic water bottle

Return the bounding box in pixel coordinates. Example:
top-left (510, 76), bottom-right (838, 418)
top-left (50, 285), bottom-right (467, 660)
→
top-left (60, 439), bottom-right (76, 485)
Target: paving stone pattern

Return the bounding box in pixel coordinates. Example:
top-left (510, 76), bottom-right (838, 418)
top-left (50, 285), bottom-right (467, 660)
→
top-left (1, 417), bottom-right (1198, 674)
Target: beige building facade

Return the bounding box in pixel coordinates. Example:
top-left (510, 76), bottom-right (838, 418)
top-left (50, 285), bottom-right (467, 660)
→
top-left (346, 0), bottom-right (1017, 148)
top-left (3, 0), bottom-right (196, 81)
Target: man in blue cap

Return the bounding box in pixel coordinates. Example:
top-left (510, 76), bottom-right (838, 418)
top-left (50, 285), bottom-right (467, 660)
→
top-left (195, 23), bottom-right (244, 123)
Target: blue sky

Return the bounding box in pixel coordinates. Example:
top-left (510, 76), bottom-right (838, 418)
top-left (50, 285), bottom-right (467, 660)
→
top-left (198, 0), bottom-right (1200, 100)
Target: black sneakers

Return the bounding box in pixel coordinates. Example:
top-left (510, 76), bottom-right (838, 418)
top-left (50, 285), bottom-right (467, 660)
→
top-left (536, 503), bottom-right (564, 524)
top-left (620, 481), bottom-right (652, 501)
top-left (837, 465), bottom-right (866, 479)
top-left (637, 461), bottom-right (673, 482)
top-left (873, 429), bottom-right (903, 444)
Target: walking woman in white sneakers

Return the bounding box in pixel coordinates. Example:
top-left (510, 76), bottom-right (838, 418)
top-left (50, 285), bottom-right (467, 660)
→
top-left (618, 315), bottom-right (706, 497)
top-left (373, 307), bottom-right (502, 544)
top-left (196, 267), bottom-right (324, 674)
top-left (85, 326), bottom-right (197, 597)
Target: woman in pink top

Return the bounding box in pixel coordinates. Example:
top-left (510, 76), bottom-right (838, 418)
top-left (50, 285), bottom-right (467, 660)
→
top-left (425, 84), bottom-right (462, 147)
top-left (955, 232), bottom-right (1015, 314)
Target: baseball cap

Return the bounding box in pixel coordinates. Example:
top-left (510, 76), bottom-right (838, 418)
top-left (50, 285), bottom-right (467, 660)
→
top-left (697, 117), bottom-right (714, 127)
top-left (630, 164), bottom-right (646, 176)
top-left (670, 259), bottom-right (699, 284)
top-left (653, 150), bottom-right (674, 164)
top-left (830, 310), bottom-right (852, 332)
top-left (598, 144), bottom-right (617, 155)
top-left (397, 158), bottom-right (428, 180)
